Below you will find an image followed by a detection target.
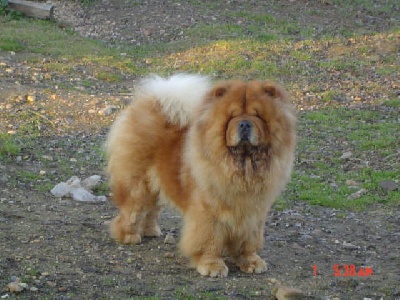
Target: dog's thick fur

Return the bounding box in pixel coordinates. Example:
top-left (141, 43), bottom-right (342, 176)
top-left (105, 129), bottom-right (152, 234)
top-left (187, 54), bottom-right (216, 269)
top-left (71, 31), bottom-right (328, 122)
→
top-left (106, 74), bottom-right (296, 277)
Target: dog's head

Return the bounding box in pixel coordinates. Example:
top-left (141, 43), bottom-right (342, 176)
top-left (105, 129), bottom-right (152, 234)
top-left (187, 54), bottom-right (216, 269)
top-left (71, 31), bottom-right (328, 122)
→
top-left (194, 80), bottom-right (296, 174)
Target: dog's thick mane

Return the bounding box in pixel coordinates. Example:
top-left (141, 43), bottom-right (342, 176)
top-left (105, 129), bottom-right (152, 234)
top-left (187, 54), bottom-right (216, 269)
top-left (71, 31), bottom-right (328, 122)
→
top-left (135, 74), bottom-right (211, 127)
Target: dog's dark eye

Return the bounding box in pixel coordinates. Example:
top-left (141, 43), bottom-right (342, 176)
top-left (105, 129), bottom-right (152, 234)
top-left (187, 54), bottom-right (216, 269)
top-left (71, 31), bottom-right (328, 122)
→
top-left (263, 87), bottom-right (275, 97)
top-left (214, 87), bottom-right (227, 98)
top-left (255, 111), bottom-right (267, 124)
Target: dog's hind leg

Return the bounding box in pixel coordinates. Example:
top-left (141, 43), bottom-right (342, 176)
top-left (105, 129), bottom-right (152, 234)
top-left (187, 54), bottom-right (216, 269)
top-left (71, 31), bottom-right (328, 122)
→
top-left (143, 204), bottom-right (162, 237)
top-left (109, 180), bottom-right (154, 244)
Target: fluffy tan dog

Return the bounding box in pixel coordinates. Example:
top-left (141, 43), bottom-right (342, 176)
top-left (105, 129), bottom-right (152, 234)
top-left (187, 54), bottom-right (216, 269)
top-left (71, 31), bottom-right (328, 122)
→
top-left (106, 74), bottom-right (296, 277)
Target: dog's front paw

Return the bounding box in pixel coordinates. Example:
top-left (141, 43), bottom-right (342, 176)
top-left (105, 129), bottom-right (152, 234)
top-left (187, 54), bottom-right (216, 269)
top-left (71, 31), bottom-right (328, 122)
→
top-left (197, 259), bottom-right (229, 277)
top-left (122, 233), bottom-right (142, 244)
top-left (236, 254), bottom-right (268, 274)
top-left (110, 215), bottom-right (143, 244)
top-left (143, 225), bottom-right (162, 237)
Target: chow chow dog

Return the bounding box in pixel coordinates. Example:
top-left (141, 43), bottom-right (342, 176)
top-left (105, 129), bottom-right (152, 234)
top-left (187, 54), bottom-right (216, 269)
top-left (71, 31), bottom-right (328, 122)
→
top-left (106, 74), bottom-right (296, 277)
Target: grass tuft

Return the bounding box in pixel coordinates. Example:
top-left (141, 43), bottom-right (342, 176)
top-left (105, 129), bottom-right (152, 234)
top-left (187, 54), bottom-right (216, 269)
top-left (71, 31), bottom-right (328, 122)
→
top-left (0, 134), bottom-right (21, 159)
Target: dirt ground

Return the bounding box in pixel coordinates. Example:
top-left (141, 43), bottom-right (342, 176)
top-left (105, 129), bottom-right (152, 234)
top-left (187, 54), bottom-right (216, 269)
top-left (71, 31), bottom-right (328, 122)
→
top-left (1, 0), bottom-right (400, 299)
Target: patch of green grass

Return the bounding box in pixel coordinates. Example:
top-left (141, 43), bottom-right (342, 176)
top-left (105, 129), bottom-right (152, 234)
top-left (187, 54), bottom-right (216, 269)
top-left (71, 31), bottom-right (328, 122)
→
top-left (0, 37), bottom-right (25, 51)
top-left (0, 17), bottom-right (145, 76)
top-left (95, 71), bottom-right (122, 82)
top-left (286, 107), bottom-right (400, 209)
top-left (376, 65), bottom-right (399, 76)
top-left (17, 169), bottom-right (40, 181)
top-left (332, 0), bottom-right (397, 15)
top-left (383, 99), bottom-right (400, 108)
top-left (0, 133), bottom-right (20, 159)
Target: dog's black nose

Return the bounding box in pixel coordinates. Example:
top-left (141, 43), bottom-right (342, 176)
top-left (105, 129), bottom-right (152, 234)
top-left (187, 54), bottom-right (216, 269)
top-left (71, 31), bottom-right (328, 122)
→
top-left (238, 120), bottom-right (252, 141)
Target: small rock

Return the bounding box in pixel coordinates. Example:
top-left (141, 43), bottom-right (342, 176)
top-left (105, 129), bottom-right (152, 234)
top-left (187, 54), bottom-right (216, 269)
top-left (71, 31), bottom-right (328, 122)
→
top-left (142, 28), bottom-right (154, 36)
top-left (267, 278), bottom-right (280, 285)
top-left (29, 286), bottom-right (38, 292)
top-left (271, 285), bottom-right (305, 300)
top-left (378, 180), bottom-right (398, 192)
top-left (342, 241), bottom-right (359, 250)
top-left (98, 105), bottom-right (118, 116)
top-left (7, 282), bottom-right (24, 293)
top-left (164, 233), bottom-right (176, 245)
top-left (7, 279), bottom-right (28, 293)
top-left (46, 281), bottom-right (56, 287)
top-left (348, 188), bottom-right (367, 200)
top-left (340, 151), bottom-right (352, 159)
top-left (26, 95), bottom-right (37, 102)
top-left (345, 180), bottom-right (360, 187)
top-left (164, 252), bottom-right (175, 258)
top-left (136, 273), bottom-right (142, 280)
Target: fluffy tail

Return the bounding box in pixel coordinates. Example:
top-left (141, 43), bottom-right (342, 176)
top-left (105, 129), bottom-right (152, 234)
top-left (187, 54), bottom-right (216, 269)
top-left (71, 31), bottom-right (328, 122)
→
top-left (135, 74), bottom-right (211, 127)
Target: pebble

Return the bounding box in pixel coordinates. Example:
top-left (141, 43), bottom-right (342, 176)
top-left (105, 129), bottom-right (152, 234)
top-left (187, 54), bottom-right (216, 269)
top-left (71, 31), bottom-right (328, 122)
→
top-left (348, 188), bottom-right (367, 200)
top-left (98, 105), bottom-right (118, 116)
top-left (46, 281), bottom-right (56, 287)
top-left (26, 95), bottom-right (37, 102)
top-left (164, 252), bottom-right (175, 258)
top-left (7, 278), bottom-right (28, 293)
top-left (378, 180), bottom-right (398, 192)
top-left (342, 241), bottom-right (359, 250)
top-left (164, 233), bottom-right (176, 245)
top-left (345, 180), bottom-right (360, 187)
top-left (339, 151), bottom-right (352, 159)
top-left (271, 285), bottom-right (305, 300)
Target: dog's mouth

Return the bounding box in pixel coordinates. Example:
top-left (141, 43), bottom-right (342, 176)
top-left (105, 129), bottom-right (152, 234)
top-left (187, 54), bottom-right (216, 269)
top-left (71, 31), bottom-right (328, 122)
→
top-left (228, 141), bottom-right (256, 156)
top-left (228, 142), bottom-right (271, 172)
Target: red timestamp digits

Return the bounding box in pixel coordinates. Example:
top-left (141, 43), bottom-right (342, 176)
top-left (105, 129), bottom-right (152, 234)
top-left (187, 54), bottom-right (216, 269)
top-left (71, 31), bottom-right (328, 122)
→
top-left (312, 265), bottom-right (373, 277)
top-left (333, 264), bottom-right (373, 277)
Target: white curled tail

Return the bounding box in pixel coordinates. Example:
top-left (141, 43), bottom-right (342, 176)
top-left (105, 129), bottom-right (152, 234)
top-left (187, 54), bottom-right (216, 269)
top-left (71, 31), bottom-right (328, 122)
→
top-left (136, 74), bottom-right (211, 127)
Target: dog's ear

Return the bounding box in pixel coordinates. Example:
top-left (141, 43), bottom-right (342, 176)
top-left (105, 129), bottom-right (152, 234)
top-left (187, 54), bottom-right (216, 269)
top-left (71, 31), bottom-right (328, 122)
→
top-left (204, 82), bottom-right (230, 103)
top-left (262, 81), bottom-right (289, 102)
top-left (213, 86), bottom-right (228, 98)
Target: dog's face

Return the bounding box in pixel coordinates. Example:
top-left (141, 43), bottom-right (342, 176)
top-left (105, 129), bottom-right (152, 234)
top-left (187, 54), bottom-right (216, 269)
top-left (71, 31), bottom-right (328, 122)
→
top-left (195, 80), bottom-right (296, 174)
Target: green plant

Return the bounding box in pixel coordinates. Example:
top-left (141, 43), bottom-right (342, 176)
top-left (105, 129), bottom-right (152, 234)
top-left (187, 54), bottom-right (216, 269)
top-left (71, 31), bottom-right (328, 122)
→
top-left (0, 134), bottom-right (20, 159)
top-left (0, 0), bottom-right (24, 19)
top-left (0, 0), bottom-right (8, 14)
